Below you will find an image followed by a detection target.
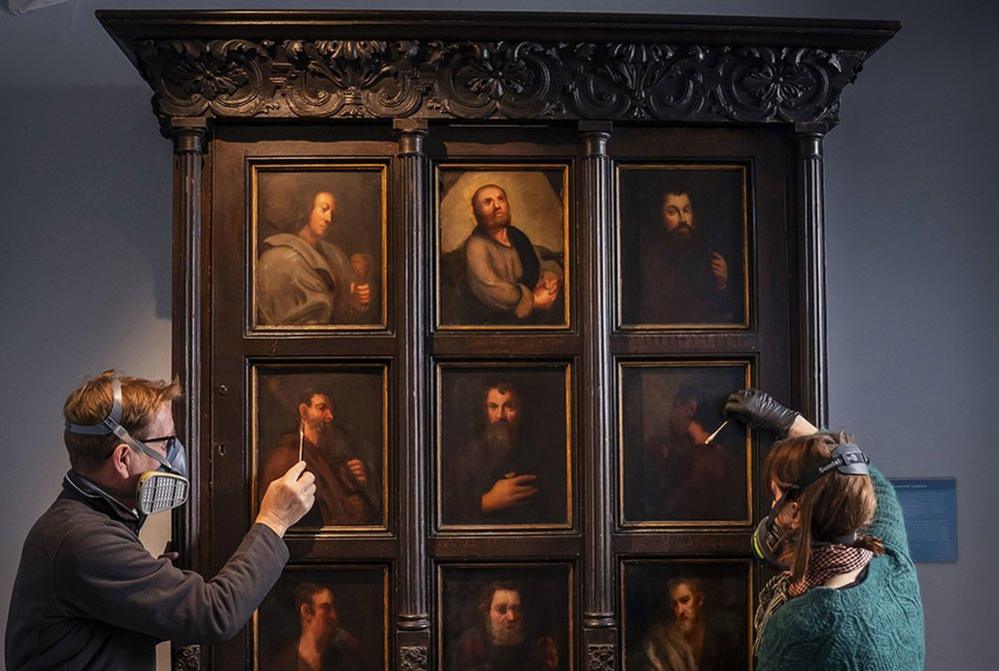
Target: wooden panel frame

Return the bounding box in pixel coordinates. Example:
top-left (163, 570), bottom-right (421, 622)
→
top-left (433, 161), bottom-right (572, 331)
top-left (251, 563), bottom-right (392, 671)
top-left (249, 361), bottom-right (392, 535)
top-left (615, 162), bottom-right (752, 331)
top-left (433, 360), bottom-right (575, 533)
top-left (248, 159), bottom-right (390, 333)
top-left (616, 359), bottom-right (755, 529)
top-left (436, 561), bottom-right (576, 671)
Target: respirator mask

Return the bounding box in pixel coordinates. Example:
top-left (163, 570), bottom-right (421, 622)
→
top-left (752, 441), bottom-right (871, 569)
top-left (66, 378), bottom-right (189, 515)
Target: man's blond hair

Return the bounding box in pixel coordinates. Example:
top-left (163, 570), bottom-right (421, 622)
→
top-left (63, 370), bottom-right (182, 472)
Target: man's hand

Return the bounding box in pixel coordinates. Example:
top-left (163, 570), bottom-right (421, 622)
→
top-left (537, 635), bottom-right (558, 669)
top-left (481, 473), bottom-right (538, 513)
top-left (540, 270), bottom-right (560, 295)
top-left (255, 461), bottom-right (316, 537)
top-left (710, 252), bottom-right (728, 290)
top-left (157, 541), bottom-right (179, 564)
top-left (724, 389), bottom-right (800, 435)
top-left (346, 458), bottom-right (368, 486)
top-left (350, 282), bottom-right (372, 309)
top-left (532, 285), bottom-right (557, 310)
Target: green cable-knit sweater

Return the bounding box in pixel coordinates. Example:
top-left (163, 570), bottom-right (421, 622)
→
top-left (756, 466), bottom-right (925, 671)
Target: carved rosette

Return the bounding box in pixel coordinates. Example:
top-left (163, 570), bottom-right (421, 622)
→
top-left (716, 47), bottom-right (855, 124)
top-left (399, 645), bottom-right (428, 671)
top-left (138, 39), bottom-right (276, 119)
top-left (133, 37), bottom-right (865, 128)
top-left (587, 643), bottom-right (616, 671)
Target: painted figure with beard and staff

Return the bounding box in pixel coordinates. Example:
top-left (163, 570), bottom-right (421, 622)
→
top-left (259, 388), bottom-right (378, 528)
top-left (450, 582), bottom-right (560, 671)
top-left (442, 381), bottom-right (566, 526)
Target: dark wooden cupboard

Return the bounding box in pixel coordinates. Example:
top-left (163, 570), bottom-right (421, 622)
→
top-left (99, 11), bottom-right (898, 670)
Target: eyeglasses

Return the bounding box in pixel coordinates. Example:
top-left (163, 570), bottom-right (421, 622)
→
top-left (102, 434), bottom-right (178, 461)
top-left (142, 434), bottom-right (179, 454)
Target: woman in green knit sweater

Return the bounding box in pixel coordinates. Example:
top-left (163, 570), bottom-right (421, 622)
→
top-left (725, 390), bottom-right (925, 671)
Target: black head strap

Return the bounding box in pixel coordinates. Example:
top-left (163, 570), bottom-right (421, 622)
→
top-left (793, 442), bottom-right (870, 492)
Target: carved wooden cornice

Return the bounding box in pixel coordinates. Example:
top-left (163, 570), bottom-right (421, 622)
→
top-left (99, 11), bottom-right (899, 133)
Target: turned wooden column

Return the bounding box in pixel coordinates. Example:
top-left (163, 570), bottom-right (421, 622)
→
top-left (394, 118), bottom-right (431, 671)
top-left (794, 126), bottom-right (829, 427)
top-left (169, 116), bottom-right (209, 671)
top-left (579, 121), bottom-right (618, 671)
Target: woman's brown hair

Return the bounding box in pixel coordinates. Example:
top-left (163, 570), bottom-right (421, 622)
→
top-left (765, 431), bottom-right (884, 580)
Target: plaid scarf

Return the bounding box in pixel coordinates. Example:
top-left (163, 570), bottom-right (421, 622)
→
top-left (787, 544), bottom-right (874, 597)
top-left (753, 544), bottom-right (874, 656)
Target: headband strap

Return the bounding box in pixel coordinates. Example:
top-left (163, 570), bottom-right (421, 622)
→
top-left (64, 378), bottom-right (176, 473)
top-left (793, 442), bottom-right (870, 491)
top-left (65, 378), bottom-right (125, 436)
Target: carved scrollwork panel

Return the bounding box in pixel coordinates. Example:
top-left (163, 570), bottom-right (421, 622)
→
top-left (433, 41), bottom-right (564, 119)
top-left (715, 47), bottom-right (863, 125)
top-left (135, 36), bottom-right (867, 132)
top-left (568, 42), bottom-right (720, 121)
top-left (139, 39), bottom-right (276, 119)
top-left (281, 39), bottom-right (428, 118)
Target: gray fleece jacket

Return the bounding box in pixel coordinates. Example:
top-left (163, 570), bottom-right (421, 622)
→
top-left (6, 471), bottom-right (288, 670)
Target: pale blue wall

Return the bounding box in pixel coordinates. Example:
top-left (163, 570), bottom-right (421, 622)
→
top-left (2, 1), bottom-right (996, 668)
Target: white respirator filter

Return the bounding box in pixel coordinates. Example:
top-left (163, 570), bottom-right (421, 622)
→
top-left (137, 471), bottom-right (190, 516)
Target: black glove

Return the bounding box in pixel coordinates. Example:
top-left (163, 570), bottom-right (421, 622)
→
top-left (724, 389), bottom-right (800, 435)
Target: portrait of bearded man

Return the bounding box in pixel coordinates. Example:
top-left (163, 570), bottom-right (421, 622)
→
top-left (259, 386), bottom-right (380, 529)
top-left (634, 578), bottom-right (741, 671)
top-left (449, 581), bottom-right (561, 671)
top-left (618, 169), bottom-right (747, 327)
top-left (438, 172), bottom-right (568, 328)
top-left (440, 375), bottom-right (569, 527)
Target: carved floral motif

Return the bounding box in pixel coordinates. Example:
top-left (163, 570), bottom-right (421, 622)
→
top-left (139, 39), bottom-right (274, 118)
top-left (282, 39), bottom-right (425, 117)
top-left (718, 47), bottom-right (845, 123)
top-left (131, 37), bottom-right (864, 128)
top-left (436, 41), bottom-right (560, 118)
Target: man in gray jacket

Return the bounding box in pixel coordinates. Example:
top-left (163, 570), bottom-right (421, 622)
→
top-left (6, 371), bottom-right (315, 670)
